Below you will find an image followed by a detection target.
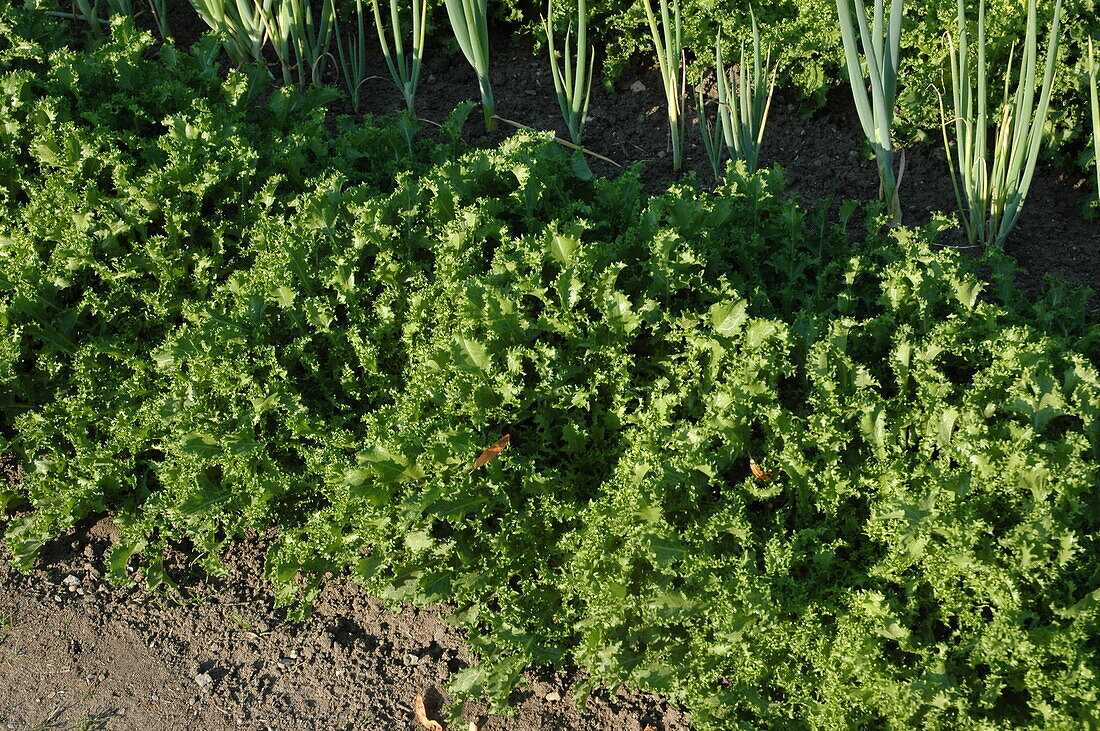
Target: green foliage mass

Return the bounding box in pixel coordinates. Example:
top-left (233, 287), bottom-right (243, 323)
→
top-left (2, 10), bottom-right (1100, 728)
top-left (532, 0), bottom-right (1098, 154)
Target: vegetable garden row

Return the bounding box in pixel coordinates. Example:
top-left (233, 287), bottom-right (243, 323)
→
top-left (1, 1), bottom-right (1099, 728)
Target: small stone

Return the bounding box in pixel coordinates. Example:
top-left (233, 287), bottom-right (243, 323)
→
top-left (62, 574), bottom-right (81, 590)
top-left (277, 658), bottom-right (293, 667)
top-left (152, 693), bottom-right (159, 701)
top-left (545, 691), bottom-right (562, 702)
top-left (403, 654), bottom-right (420, 666)
top-left (194, 672), bottom-right (214, 691)
top-left (630, 80), bottom-right (647, 93)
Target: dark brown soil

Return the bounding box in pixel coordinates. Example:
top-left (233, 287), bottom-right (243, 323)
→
top-left (0, 516), bottom-right (689, 730)
top-left (2, 6), bottom-right (1099, 730)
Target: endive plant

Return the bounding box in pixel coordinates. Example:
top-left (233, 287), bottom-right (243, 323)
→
top-left (545, 0), bottom-right (594, 145)
top-left (445, 0), bottom-right (496, 130)
top-left (1090, 37), bottom-right (1099, 210)
top-left (939, 0), bottom-right (1063, 248)
top-left (716, 11), bottom-right (776, 174)
top-left (835, 0), bottom-right (904, 224)
top-left (261, 0), bottom-right (337, 86)
top-left (640, 0), bottom-right (686, 171)
top-left (189, 0), bottom-right (271, 66)
top-left (367, 0), bottom-right (428, 113)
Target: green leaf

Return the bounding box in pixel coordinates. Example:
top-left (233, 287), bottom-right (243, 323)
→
top-left (860, 405), bottom-right (887, 460)
top-left (647, 535), bottom-right (688, 564)
top-left (359, 446), bottom-right (426, 484)
top-left (181, 433), bottom-right (220, 457)
top-left (429, 495), bottom-right (491, 519)
top-left (451, 337), bottom-right (491, 373)
top-left (710, 299), bottom-right (748, 337)
top-left (548, 230), bottom-right (579, 266)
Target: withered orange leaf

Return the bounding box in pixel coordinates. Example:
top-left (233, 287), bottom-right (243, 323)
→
top-left (414, 690), bottom-right (443, 731)
top-left (749, 458), bottom-right (775, 481)
top-left (468, 434), bottom-right (510, 474)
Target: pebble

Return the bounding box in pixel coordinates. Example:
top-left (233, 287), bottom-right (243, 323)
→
top-left (194, 672), bottom-right (214, 691)
top-left (545, 691), bottom-right (562, 702)
top-left (277, 658), bottom-right (294, 667)
top-left (62, 574), bottom-right (82, 591)
top-left (630, 80), bottom-right (647, 93)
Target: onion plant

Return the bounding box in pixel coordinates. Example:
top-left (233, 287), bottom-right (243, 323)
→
top-left (939, 0), bottom-right (1063, 248)
top-left (715, 11), bottom-right (776, 174)
top-left (336, 0), bottom-right (370, 113)
top-left (445, 0), bottom-right (496, 130)
top-left (106, 0), bottom-right (134, 17)
top-left (640, 0), bottom-right (685, 171)
top-left (1090, 37), bottom-right (1099, 209)
top-left (696, 83), bottom-right (723, 182)
top-left (370, 0), bottom-right (428, 113)
top-left (835, 0), bottom-right (904, 224)
top-left (544, 0), bottom-right (594, 145)
top-left (260, 0), bottom-right (337, 86)
top-left (148, 0), bottom-right (170, 39)
top-left (57, 0), bottom-right (105, 40)
top-left (189, 0), bottom-right (271, 66)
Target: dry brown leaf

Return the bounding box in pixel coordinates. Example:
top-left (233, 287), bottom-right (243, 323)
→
top-left (749, 457), bottom-right (775, 481)
top-left (414, 691), bottom-right (443, 731)
top-left (468, 434), bottom-right (510, 474)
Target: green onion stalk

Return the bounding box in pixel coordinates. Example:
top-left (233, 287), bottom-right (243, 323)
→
top-left (370, 0), bottom-right (428, 113)
top-left (445, 0), bottom-right (496, 130)
top-left (641, 0), bottom-right (686, 171)
top-left (716, 9), bottom-right (776, 174)
top-left (696, 80), bottom-right (723, 183)
top-left (50, 0), bottom-right (105, 41)
top-left (261, 0), bottom-right (337, 87)
top-left (545, 0), bottom-right (594, 146)
top-left (336, 0), bottom-right (370, 113)
top-left (148, 0), bottom-right (171, 39)
top-left (1089, 37), bottom-right (1099, 212)
top-left (835, 0), bottom-right (904, 225)
top-left (189, 0), bottom-right (271, 67)
top-left (106, 0), bottom-right (134, 16)
top-left (939, 0), bottom-right (1063, 248)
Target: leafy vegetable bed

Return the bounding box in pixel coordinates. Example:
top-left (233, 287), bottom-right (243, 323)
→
top-left (1, 9), bottom-right (1098, 729)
